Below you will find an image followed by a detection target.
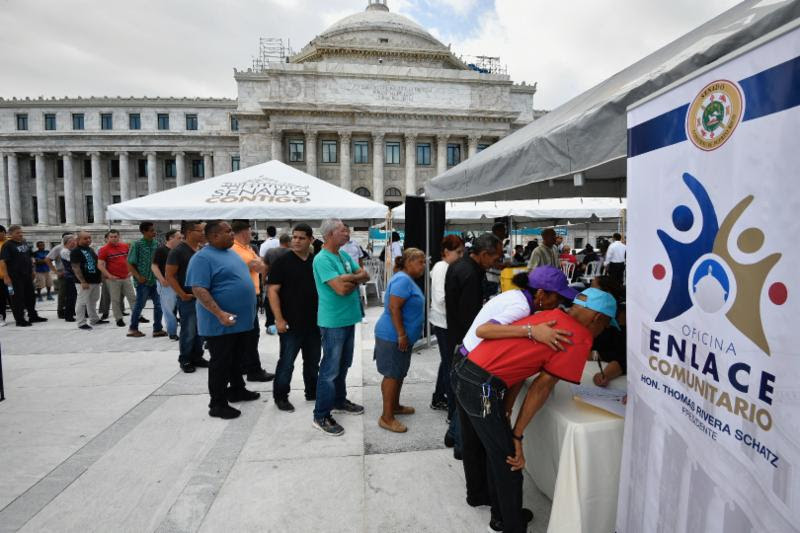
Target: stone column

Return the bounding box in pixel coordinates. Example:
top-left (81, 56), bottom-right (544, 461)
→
top-left (32, 152), bottom-right (48, 224)
top-left (7, 153), bottom-right (21, 224)
top-left (372, 132), bottom-right (385, 204)
top-left (305, 130), bottom-right (317, 177)
top-left (116, 151), bottom-right (130, 202)
top-left (339, 132), bottom-right (352, 190)
top-left (213, 151), bottom-right (229, 176)
top-left (60, 152), bottom-right (77, 224)
top-left (0, 154), bottom-right (8, 226)
top-left (202, 152), bottom-right (213, 179)
top-left (144, 151), bottom-right (158, 194)
top-left (468, 134), bottom-right (480, 159)
top-left (173, 151), bottom-right (186, 188)
top-left (404, 133), bottom-right (417, 196)
top-left (89, 151), bottom-right (104, 224)
top-left (436, 134), bottom-right (448, 176)
top-left (270, 128), bottom-right (283, 162)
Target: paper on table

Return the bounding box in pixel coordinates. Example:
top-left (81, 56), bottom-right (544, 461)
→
top-left (572, 385), bottom-right (627, 418)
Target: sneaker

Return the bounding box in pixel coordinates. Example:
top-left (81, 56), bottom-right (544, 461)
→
top-left (488, 509), bottom-right (534, 532)
top-left (92, 319), bottom-right (109, 325)
top-left (246, 369), bottom-right (275, 382)
top-left (180, 363), bottom-right (196, 373)
top-left (226, 388), bottom-right (261, 403)
top-left (139, 316), bottom-right (150, 323)
top-left (430, 398), bottom-right (448, 411)
top-left (152, 331), bottom-right (168, 338)
top-left (29, 316), bottom-right (48, 323)
top-left (313, 416), bottom-right (344, 436)
top-left (332, 399), bottom-right (364, 415)
top-left (209, 405), bottom-right (241, 419)
top-left (127, 330), bottom-right (145, 338)
top-left (192, 357), bottom-right (209, 368)
top-left (116, 319), bottom-right (126, 327)
top-left (169, 334), bottom-right (179, 341)
top-left (275, 399), bottom-right (295, 412)
top-left (78, 324), bottom-right (93, 331)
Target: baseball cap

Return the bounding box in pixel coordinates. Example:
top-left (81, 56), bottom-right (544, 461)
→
top-left (572, 288), bottom-right (620, 329)
top-left (528, 265), bottom-right (579, 300)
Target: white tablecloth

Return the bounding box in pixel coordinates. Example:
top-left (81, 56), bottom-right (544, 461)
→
top-left (517, 367), bottom-right (626, 533)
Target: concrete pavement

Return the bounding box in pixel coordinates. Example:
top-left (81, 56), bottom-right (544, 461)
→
top-left (0, 299), bottom-right (552, 532)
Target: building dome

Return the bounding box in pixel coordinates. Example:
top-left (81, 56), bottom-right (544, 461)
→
top-left (292, 1), bottom-right (463, 69)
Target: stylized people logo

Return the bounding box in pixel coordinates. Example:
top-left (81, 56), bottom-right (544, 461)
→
top-left (653, 173), bottom-right (787, 355)
top-left (687, 80), bottom-right (743, 151)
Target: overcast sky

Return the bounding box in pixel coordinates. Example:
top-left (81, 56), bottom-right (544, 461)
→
top-left (0, 0), bottom-right (740, 109)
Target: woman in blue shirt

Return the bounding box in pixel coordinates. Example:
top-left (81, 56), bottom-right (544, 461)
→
top-left (374, 248), bottom-right (426, 433)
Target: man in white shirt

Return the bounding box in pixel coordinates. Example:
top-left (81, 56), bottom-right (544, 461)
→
top-left (604, 233), bottom-right (626, 286)
top-left (258, 226), bottom-right (279, 257)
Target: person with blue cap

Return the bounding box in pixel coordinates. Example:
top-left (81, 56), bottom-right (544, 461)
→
top-left (453, 286), bottom-right (618, 532)
top-left (449, 265), bottom-right (577, 525)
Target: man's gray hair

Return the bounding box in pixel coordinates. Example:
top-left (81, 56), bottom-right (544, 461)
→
top-left (62, 233), bottom-right (75, 245)
top-left (471, 233), bottom-right (501, 255)
top-left (320, 218), bottom-right (343, 241)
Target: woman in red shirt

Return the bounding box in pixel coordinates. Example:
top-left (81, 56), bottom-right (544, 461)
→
top-left (453, 288), bottom-right (618, 532)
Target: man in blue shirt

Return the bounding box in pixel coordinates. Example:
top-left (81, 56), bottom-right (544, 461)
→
top-left (311, 218), bottom-right (370, 436)
top-left (185, 221), bottom-right (260, 419)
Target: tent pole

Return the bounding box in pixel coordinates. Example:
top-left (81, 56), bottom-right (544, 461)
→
top-left (425, 201), bottom-right (431, 348)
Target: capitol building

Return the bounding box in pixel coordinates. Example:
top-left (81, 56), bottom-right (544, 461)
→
top-left (0, 0), bottom-right (538, 238)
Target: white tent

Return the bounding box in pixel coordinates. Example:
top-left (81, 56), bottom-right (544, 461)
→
top-left (391, 197), bottom-right (626, 223)
top-left (106, 160), bottom-right (388, 222)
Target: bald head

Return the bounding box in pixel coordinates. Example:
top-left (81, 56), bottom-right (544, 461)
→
top-left (77, 231), bottom-right (92, 247)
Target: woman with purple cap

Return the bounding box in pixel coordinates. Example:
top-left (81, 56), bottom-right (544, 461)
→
top-left (453, 265), bottom-right (576, 516)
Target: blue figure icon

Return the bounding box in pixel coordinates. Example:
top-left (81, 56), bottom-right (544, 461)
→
top-left (655, 173), bottom-right (719, 322)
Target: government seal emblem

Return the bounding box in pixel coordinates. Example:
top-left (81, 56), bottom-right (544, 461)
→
top-left (686, 79), bottom-right (743, 151)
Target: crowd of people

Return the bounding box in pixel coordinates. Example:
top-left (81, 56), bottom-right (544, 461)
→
top-left (1, 218), bottom-right (626, 532)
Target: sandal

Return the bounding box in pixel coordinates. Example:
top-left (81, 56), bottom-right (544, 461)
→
top-left (394, 405), bottom-right (415, 415)
top-left (379, 417), bottom-right (408, 433)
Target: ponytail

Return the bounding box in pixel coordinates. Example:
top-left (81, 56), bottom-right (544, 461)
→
top-left (512, 272), bottom-right (530, 289)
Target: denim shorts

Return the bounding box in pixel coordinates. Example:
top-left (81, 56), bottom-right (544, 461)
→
top-left (374, 337), bottom-right (412, 379)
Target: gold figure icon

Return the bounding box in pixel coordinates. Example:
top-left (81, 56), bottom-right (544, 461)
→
top-left (712, 195), bottom-right (780, 355)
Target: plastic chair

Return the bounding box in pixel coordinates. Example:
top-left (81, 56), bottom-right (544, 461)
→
top-left (362, 258), bottom-right (384, 304)
top-left (560, 261), bottom-right (575, 280)
top-left (580, 260), bottom-right (604, 285)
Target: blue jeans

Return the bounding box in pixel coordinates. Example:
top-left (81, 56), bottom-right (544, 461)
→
top-left (157, 283), bottom-right (178, 336)
top-left (130, 283), bottom-right (163, 332)
top-left (176, 298), bottom-right (204, 365)
top-left (274, 327), bottom-right (321, 401)
top-left (313, 325), bottom-right (355, 420)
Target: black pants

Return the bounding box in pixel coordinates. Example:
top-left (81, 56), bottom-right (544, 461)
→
top-left (454, 358), bottom-right (524, 532)
top-left (63, 281), bottom-right (77, 320)
top-left (242, 305), bottom-right (264, 374)
top-left (9, 276), bottom-right (38, 324)
top-left (273, 327), bottom-right (321, 401)
top-left (0, 282), bottom-right (7, 320)
top-left (205, 331), bottom-right (248, 408)
top-left (608, 262), bottom-right (625, 286)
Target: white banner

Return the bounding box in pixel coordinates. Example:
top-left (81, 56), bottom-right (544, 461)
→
top-left (619, 24), bottom-right (800, 533)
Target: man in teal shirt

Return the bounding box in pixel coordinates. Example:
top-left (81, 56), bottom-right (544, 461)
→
top-left (127, 221), bottom-right (165, 338)
top-left (312, 218), bottom-right (370, 436)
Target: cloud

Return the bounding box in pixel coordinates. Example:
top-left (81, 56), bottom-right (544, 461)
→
top-left (0, 0), bottom-right (742, 110)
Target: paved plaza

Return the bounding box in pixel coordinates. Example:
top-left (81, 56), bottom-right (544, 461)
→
top-left (0, 300), bottom-right (551, 532)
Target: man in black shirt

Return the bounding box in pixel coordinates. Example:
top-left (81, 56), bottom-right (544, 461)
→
top-left (0, 225), bottom-right (46, 326)
top-left (166, 221), bottom-right (208, 373)
top-left (71, 231), bottom-right (107, 330)
top-left (151, 229), bottom-right (182, 338)
top-left (267, 223), bottom-right (321, 412)
top-left (444, 232), bottom-right (501, 502)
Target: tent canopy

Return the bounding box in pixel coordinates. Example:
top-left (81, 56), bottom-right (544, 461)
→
top-left (106, 160), bottom-right (388, 222)
top-left (391, 197), bottom-right (625, 224)
top-left (425, 0), bottom-right (800, 202)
